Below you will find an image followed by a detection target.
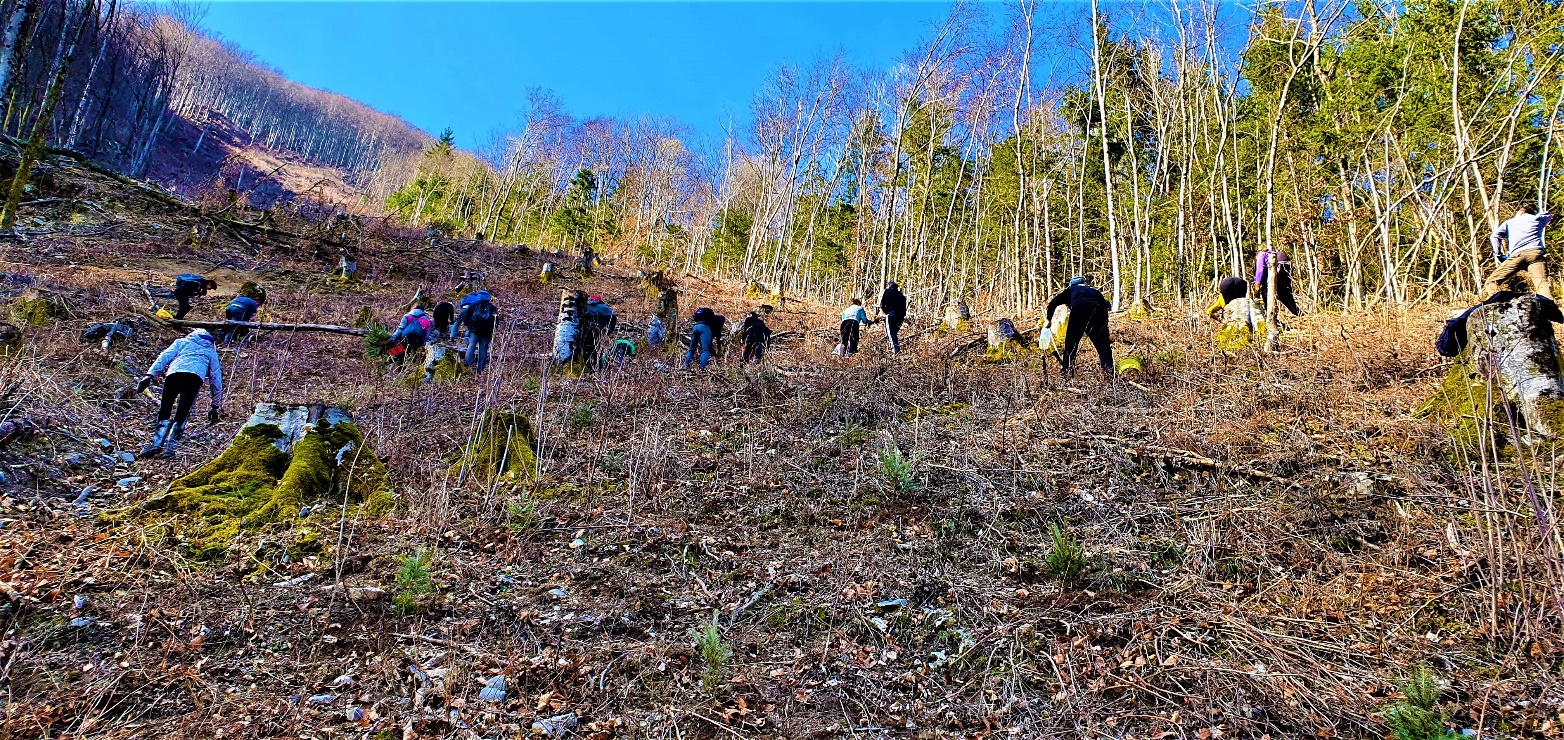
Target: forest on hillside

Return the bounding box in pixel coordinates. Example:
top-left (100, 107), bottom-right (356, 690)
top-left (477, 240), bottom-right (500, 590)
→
top-left (0, 0), bottom-right (427, 187)
top-left (386, 0), bottom-right (1564, 316)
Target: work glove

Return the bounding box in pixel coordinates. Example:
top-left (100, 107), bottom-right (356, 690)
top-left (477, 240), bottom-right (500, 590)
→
top-left (135, 375), bottom-right (153, 394)
top-left (207, 403), bottom-right (221, 424)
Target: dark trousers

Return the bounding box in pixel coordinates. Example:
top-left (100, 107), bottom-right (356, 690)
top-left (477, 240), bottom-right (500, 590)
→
top-left (220, 305), bottom-right (250, 344)
top-left (1261, 266), bottom-right (1300, 316)
top-left (885, 313), bottom-right (904, 353)
top-left (1061, 304), bottom-right (1113, 377)
top-left (466, 334), bottom-right (491, 373)
top-left (175, 295), bottom-right (193, 320)
top-left (158, 372), bottom-right (204, 424)
top-left (839, 320), bottom-right (860, 354)
top-left (743, 341), bottom-right (765, 363)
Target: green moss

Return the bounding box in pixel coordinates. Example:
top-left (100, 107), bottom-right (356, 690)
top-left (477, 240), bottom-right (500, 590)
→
top-left (120, 418), bottom-right (393, 559)
top-left (451, 410), bottom-right (537, 484)
top-left (237, 282), bottom-right (268, 305)
top-left (1215, 321), bottom-right (1264, 351)
top-left (352, 306), bottom-right (374, 329)
top-left (10, 293), bottom-right (64, 327)
top-left (983, 339), bottom-right (1025, 363)
top-left (743, 281), bottom-right (767, 299)
top-left (1415, 359), bottom-right (1494, 456)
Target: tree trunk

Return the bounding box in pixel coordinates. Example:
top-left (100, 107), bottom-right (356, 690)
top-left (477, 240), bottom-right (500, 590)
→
top-left (1, 0), bottom-right (92, 229)
top-left (0, 0), bottom-right (37, 122)
top-left (1468, 295), bottom-right (1564, 437)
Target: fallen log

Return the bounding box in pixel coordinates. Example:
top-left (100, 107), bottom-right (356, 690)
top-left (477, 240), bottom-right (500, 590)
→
top-left (166, 319), bottom-right (367, 336)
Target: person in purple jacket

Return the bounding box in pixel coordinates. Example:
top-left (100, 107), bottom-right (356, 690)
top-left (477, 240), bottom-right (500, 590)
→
top-left (136, 328), bottom-right (224, 458)
top-left (1486, 203), bottom-right (1554, 299)
top-left (1254, 246), bottom-right (1300, 316)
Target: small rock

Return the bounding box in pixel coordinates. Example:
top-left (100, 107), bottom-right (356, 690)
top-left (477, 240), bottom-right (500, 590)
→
top-left (547, 588), bottom-right (568, 599)
top-left (348, 587), bottom-right (386, 602)
top-left (477, 674), bottom-right (507, 703)
top-left (115, 476), bottom-right (141, 488)
top-left (73, 594), bottom-right (87, 610)
top-left (531, 713), bottom-right (578, 737)
top-left (308, 693), bottom-right (335, 704)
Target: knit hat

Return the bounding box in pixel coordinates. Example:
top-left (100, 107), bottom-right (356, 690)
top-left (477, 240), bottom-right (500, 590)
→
top-left (1068, 276), bottom-right (1086, 286)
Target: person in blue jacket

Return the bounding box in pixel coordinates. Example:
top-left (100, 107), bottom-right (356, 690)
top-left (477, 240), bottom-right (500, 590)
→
top-left (454, 289), bottom-right (497, 373)
top-left (218, 295), bottom-right (260, 344)
top-left (137, 329), bottom-right (224, 458)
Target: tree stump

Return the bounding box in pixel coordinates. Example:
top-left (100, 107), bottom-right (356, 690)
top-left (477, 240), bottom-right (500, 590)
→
top-left (540, 262), bottom-right (555, 284)
top-left (1467, 295), bottom-right (1564, 437)
top-left (422, 343), bottom-right (464, 383)
top-left (552, 290), bottom-right (585, 362)
top-left (942, 302), bottom-right (971, 333)
top-left (126, 402), bottom-right (392, 559)
top-left (1215, 297), bottom-right (1263, 351)
top-left (452, 409), bottom-right (538, 485)
top-left (1039, 304), bottom-right (1069, 353)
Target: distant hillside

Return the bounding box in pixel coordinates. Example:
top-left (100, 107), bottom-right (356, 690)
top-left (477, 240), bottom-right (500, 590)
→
top-left (0, 3), bottom-right (429, 209)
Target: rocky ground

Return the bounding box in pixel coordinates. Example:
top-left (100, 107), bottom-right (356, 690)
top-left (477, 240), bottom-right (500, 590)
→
top-left (0, 148), bottom-right (1560, 739)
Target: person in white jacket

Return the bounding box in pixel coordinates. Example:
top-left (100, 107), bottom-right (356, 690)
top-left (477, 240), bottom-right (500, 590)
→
top-left (1486, 203), bottom-right (1554, 299)
top-left (838, 299), bottom-right (871, 355)
top-left (137, 329), bottom-right (224, 458)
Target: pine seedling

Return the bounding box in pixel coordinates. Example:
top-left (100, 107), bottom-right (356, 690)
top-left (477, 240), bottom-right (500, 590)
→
top-left (691, 612), bottom-right (731, 693)
top-left (394, 548), bottom-right (437, 614)
top-left (1043, 522), bottom-right (1087, 586)
top-left (877, 445), bottom-right (917, 491)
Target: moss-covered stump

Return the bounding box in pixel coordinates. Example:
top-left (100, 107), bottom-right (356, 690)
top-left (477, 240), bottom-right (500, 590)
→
top-left (655, 288), bottom-right (680, 327)
top-left (1468, 296), bottom-right (1564, 437)
top-left (451, 410), bottom-right (538, 485)
top-left (122, 403), bottom-right (393, 559)
top-left (936, 302), bottom-right (971, 336)
top-left (352, 306), bottom-right (374, 329)
top-left (540, 262), bottom-right (556, 284)
top-left (237, 281), bottom-right (268, 305)
top-left (1214, 297), bottom-right (1262, 351)
top-left (423, 343), bottom-right (465, 383)
top-left (1416, 357), bottom-right (1489, 453)
top-left (743, 281), bottom-right (768, 299)
top-left (10, 290), bottom-right (65, 326)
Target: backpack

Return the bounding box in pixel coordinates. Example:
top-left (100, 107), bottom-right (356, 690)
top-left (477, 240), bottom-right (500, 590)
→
top-left (470, 299), bottom-right (496, 333)
top-left (176, 274), bottom-right (204, 294)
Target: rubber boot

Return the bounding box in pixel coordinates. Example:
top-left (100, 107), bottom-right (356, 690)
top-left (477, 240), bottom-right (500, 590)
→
top-left (161, 421), bottom-right (186, 458)
top-left (139, 421), bottom-right (171, 458)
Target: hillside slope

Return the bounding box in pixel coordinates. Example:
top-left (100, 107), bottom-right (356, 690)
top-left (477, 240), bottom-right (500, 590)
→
top-left (0, 147), bottom-right (1556, 739)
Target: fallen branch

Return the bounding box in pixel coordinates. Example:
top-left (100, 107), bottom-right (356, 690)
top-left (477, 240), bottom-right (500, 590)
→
top-left (166, 319), bottom-right (368, 336)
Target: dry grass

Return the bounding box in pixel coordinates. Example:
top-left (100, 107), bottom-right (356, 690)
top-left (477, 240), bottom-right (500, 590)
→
top-left (0, 157), bottom-right (1560, 739)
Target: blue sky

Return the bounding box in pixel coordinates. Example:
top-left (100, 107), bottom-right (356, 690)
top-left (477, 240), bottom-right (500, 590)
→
top-left (201, 2), bottom-right (962, 149)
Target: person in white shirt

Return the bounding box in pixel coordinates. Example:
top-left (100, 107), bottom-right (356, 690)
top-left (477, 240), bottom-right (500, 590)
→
top-left (838, 299), bottom-right (871, 355)
top-left (1486, 203), bottom-right (1554, 299)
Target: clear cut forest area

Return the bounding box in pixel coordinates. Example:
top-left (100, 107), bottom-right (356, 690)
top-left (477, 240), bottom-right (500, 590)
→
top-left (0, 0), bottom-right (1561, 739)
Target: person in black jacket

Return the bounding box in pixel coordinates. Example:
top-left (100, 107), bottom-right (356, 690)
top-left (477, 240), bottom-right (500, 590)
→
top-left (879, 281), bottom-right (908, 354)
top-left (1045, 276), bottom-right (1114, 378)
top-left (740, 310), bottom-right (772, 363)
top-left (172, 274), bottom-right (217, 320)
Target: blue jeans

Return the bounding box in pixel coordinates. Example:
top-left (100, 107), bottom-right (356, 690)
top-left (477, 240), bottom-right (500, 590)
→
top-left (685, 324), bottom-right (712, 369)
top-left (466, 334), bottom-right (491, 373)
